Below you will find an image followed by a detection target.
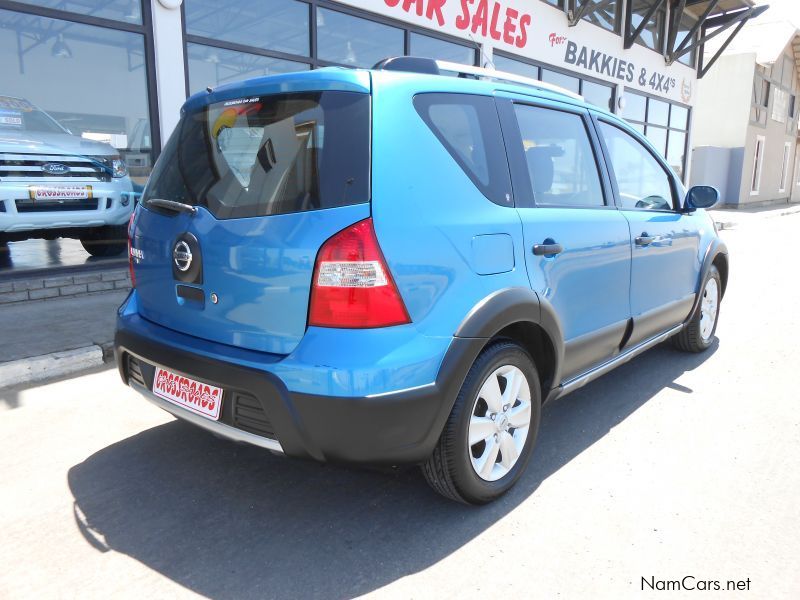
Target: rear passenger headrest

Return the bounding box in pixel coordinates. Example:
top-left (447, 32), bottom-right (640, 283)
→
top-left (525, 147), bottom-right (554, 195)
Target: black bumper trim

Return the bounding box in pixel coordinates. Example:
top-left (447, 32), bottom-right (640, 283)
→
top-left (115, 326), bottom-right (484, 465)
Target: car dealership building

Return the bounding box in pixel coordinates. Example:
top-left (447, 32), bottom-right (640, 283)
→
top-left (0, 0), bottom-right (765, 278)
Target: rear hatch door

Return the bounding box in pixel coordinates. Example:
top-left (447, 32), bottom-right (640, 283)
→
top-left (131, 72), bottom-right (372, 355)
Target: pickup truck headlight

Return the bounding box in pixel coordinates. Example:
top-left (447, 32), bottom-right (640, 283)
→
top-left (88, 155), bottom-right (128, 178)
top-left (111, 157), bottom-right (128, 178)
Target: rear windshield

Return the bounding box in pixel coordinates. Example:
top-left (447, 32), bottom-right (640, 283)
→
top-left (143, 91), bottom-right (370, 219)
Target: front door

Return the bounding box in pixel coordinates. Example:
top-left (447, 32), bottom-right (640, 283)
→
top-left (595, 118), bottom-right (701, 347)
top-left (498, 98), bottom-right (632, 382)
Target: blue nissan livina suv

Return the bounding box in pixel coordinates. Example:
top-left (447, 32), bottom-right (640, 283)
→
top-left (115, 57), bottom-right (728, 504)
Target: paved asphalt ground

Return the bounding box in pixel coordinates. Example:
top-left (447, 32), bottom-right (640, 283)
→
top-left (2, 214), bottom-right (799, 599)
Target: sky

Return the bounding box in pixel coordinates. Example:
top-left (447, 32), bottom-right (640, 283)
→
top-left (755, 0), bottom-right (800, 28)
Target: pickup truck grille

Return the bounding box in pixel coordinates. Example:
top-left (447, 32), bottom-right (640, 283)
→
top-left (15, 198), bottom-right (99, 212)
top-left (0, 153), bottom-right (111, 181)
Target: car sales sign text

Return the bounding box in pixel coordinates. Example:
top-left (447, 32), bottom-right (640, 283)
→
top-left (337, 0), bottom-right (696, 103)
top-left (385, 0), bottom-right (532, 47)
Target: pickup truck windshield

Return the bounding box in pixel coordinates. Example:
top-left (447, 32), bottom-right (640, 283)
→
top-left (0, 96), bottom-right (67, 134)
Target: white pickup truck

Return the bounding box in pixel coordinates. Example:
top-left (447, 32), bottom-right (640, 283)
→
top-left (0, 96), bottom-right (134, 257)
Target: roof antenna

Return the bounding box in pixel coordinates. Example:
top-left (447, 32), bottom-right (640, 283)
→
top-left (468, 33), bottom-right (495, 70)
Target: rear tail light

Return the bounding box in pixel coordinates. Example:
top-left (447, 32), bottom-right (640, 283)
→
top-left (127, 211), bottom-right (136, 288)
top-left (309, 218), bottom-right (410, 328)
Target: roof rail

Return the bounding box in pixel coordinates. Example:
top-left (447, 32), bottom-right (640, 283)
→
top-left (372, 56), bottom-right (584, 101)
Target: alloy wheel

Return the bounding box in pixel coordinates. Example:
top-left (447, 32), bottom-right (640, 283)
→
top-left (699, 277), bottom-right (719, 341)
top-left (468, 365), bottom-right (532, 482)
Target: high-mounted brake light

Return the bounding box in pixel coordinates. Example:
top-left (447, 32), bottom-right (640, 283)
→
top-left (127, 211), bottom-right (136, 289)
top-left (309, 218), bottom-right (410, 328)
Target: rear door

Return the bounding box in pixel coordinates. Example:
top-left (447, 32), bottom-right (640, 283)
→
top-left (131, 86), bottom-right (371, 355)
top-left (497, 96), bottom-right (632, 382)
top-left (593, 117), bottom-right (701, 347)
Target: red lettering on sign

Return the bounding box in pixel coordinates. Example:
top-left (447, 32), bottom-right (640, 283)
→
top-left (503, 7), bottom-right (518, 45)
top-left (472, 0), bottom-right (488, 37)
top-left (383, 0), bottom-right (533, 50)
top-left (489, 2), bottom-right (502, 41)
top-left (403, 0), bottom-right (423, 17)
top-left (456, 0), bottom-right (470, 29)
top-left (426, 0), bottom-right (446, 25)
top-left (385, 0), bottom-right (446, 27)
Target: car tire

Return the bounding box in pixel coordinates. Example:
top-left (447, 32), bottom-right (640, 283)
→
top-left (80, 225), bottom-right (127, 257)
top-left (422, 340), bottom-right (542, 505)
top-left (673, 265), bottom-right (722, 353)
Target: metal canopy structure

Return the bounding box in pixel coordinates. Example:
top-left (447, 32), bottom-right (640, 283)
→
top-left (624, 0), bottom-right (668, 49)
top-left (563, 0), bottom-right (769, 78)
top-left (693, 3), bottom-right (770, 76)
top-left (566, 0), bottom-right (619, 27)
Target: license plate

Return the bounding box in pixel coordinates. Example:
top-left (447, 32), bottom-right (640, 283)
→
top-left (28, 185), bottom-right (92, 201)
top-left (152, 367), bottom-right (223, 421)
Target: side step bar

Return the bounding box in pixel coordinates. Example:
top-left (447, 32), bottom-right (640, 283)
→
top-left (558, 324), bottom-right (684, 397)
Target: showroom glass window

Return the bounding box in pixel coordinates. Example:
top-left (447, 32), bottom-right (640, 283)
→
top-left (409, 33), bottom-right (476, 65)
top-left (185, 0), bottom-right (309, 57)
top-left (316, 8), bottom-right (403, 68)
top-left (12, 0), bottom-right (142, 24)
top-left (183, 0), bottom-right (476, 95)
top-left (184, 0), bottom-right (312, 93)
top-left (0, 7), bottom-right (155, 187)
top-left (492, 54), bottom-right (539, 78)
top-left (623, 92), bottom-right (690, 180)
top-left (493, 53), bottom-right (615, 113)
top-left (186, 45), bottom-right (310, 96)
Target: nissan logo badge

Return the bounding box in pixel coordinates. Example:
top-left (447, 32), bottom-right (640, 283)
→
top-left (173, 240), bottom-right (193, 272)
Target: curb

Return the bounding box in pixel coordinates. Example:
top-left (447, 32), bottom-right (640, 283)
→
top-left (0, 345), bottom-right (110, 389)
top-left (712, 205), bottom-right (800, 231)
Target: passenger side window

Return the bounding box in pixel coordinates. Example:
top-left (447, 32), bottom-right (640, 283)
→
top-left (513, 104), bottom-right (605, 207)
top-left (414, 93), bottom-right (512, 207)
top-left (599, 122), bottom-right (675, 211)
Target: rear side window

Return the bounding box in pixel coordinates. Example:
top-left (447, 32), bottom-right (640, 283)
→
top-left (513, 104), bottom-right (605, 207)
top-left (143, 91), bottom-right (370, 219)
top-left (414, 93), bottom-right (512, 207)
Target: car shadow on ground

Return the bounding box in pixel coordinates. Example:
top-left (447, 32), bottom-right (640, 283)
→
top-left (68, 341), bottom-right (717, 599)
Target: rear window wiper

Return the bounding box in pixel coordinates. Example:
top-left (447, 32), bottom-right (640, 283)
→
top-left (146, 198), bottom-right (197, 215)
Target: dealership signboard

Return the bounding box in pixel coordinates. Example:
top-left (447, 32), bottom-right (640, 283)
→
top-left (338, 0), bottom-right (697, 104)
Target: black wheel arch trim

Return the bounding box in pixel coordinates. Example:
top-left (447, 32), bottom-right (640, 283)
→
top-left (686, 238), bottom-right (728, 324)
top-left (453, 287), bottom-right (566, 395)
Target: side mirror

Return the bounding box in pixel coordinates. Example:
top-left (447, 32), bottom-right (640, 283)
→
top-left (684, 185), bottom-right (719, 211)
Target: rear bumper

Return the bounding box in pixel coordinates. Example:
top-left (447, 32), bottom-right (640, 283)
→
top-left (132, 381), bottom-right (284, 454)
top-left (115, 306), bottom-right (483, 465)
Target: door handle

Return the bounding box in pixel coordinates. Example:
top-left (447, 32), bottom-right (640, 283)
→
top-left (533, 242), bottom-right (563, 256)
top-left (635, 233), bottom-right (655, 247)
